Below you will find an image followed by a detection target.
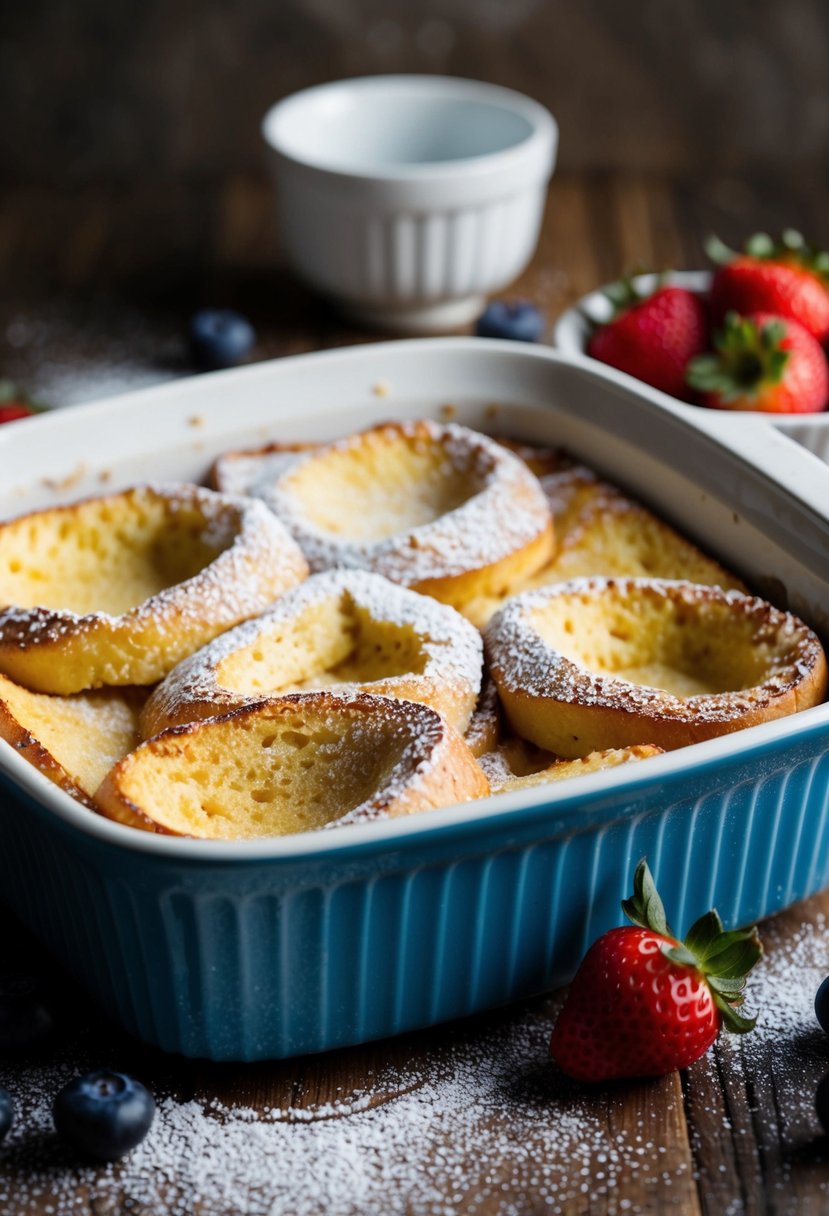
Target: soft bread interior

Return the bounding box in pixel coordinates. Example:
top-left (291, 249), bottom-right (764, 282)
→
top-left (481, 743), bottom-right (663, 794)
top-left (0, 673), bottom-right (143, 795)
top-left (530, 589), bottom-right (782, 698)
top-left (216, 593), bottom-right (427, 695)
top-left (0, 489), bottom-right (237, 615)
top-left (281, 432), bottom-right (479, 541)
top-left (99, 700), bottom-right (438, 839)
top-left (526, 501), bottom-right (745, 591)
top-left (458, 475), bottom-right (742, 630)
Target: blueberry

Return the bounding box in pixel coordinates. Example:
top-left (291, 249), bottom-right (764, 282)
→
top-left (816, 976), bottom-right (829, 1034)
top-left (53, 1070), bottom-right (155, 1162)
top-left (0, 990), bottom-right (53, 1051)
top-left (189, 309), bottom-right (256, 370)
top-left (475, 300), bottom-right (545, 343)
top-left (0, 1089), bottom-right (13, 1143)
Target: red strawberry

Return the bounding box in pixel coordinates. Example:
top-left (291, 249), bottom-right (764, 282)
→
top-left (549, 859), bottom-right (761, 1083)
top-left (0, 403), bottom-right (33, 425)
top-left (0, 381), bottom-right (46, 424)
top-left (586, 282), bottom-right (708, 399)
top-left (708, 231), bottom-right (829, 343)
top-left (686, 311), bottom-right (829, 413)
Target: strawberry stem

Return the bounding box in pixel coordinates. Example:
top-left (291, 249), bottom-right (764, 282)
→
top-left (621, 858), bottom-right (672, 937)
top-left (0, 379), bottom-right (50, 414)
top-left (705, 234), bottom-right (738, 265)
top-left (706, 229), bottom-right (829, 282)
top-left (595, 270), bottom-right (672, 323)
top-left (622, 858), bottom-right (762, 1035)
top-left (686, 312), bottom-right (790, 404)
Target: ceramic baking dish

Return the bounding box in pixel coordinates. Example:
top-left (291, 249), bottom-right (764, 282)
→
top-left (1, 339), bottom-right (828, 1062)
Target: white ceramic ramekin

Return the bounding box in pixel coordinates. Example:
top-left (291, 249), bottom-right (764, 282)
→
top-left (262, 76), bottom-right (557, 333)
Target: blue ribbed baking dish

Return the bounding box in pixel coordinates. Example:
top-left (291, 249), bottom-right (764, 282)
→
top-left (1, 339), bottom-right (828, 1061)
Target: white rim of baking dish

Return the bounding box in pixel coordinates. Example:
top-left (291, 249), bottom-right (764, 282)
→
top-left (0, 337), bottom-right (827, 861)
top-left (3, 705), bottom-right (828, 861)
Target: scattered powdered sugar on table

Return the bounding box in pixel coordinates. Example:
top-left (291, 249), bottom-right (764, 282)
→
top-left (719, 910), bottom-right (829, 1110)
top-left (0, 1006), bottom-right (685, 1216)
top-left (2, 912), bottom-right (828, 1215)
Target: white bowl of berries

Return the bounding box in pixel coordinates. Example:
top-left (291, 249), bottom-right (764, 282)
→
top-left (553, 232), bottom-right (829, 415)
top-left (262, 76), bottom-right (557, 334)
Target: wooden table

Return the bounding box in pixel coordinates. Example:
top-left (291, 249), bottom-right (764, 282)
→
top-left (1, 173), bottom-right (829, 1215)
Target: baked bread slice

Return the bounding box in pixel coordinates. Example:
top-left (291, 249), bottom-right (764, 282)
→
top-left (0, 672), bottom-right (144, 806)
top-left (139, 569), bottom-right (483, 738)
top-left (209, 441), bottom-right (313, 496)
top-left (486, 577), bottom-right (828, 756)
top-left (247, 420), bottom-right (554, 608)
top-left (0, 483), bottom-right (309, 693)
top-left (96, 692), bottom-right (489, 838)
top-left (461, 466), bottom-right (744, 628)
top-left (479, 743), bottom-right (663, 794)
top-left (462, 674), bottom-right (503, 759)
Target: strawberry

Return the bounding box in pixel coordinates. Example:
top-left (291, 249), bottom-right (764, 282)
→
top-left (549, 859), bottom-right (761, 1083)
top-left (0, 380), bottom-right (47, 424)
top-left (708, 231), bottom-right (829, 343)
top-left (586, 281), bottom-right (708, 399)
top-left (0, 403), bottom-right (33, 425)
top-left (686, 311), bottom-right (829, 413)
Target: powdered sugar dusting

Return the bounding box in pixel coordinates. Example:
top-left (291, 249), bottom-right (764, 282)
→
top-left (108, 691), bottom-right (482, 836)
top-left (485, 577), bottom-right (825, 724)
top-left (211, 446), bottom-right (312, 498)
top-left (0, 1005), bottom-right (681, 1215)
top-left (0, 483), bottom-right (309, 686)
top-left (3, 909), bottom-right (828, 1214)
top-left (254, 421), bottom-right (552, 588)
top-left (142, 569), bottom-right (483, 738)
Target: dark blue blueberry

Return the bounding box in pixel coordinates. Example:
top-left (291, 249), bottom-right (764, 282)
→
top-left (475, 300), bottom-right (545, 343)
top-left (816, 976), bottom-right (829, 1034)
top-left (53, 1070), bottom-right (155, 1162)
top-left (189, 309), bottom-right (256, 370)
top-left (0, 1088), bottom-right (13, 1143)
top-left (0, 990), bottom-right (53, 1051)
top-left (817, 1072), bottom-right (829, 1133)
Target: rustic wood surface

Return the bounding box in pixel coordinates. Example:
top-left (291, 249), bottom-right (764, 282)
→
top-left (5, 0), bottom-right (829, 183)
top-left (1, 173), bottom-right (829, 1214)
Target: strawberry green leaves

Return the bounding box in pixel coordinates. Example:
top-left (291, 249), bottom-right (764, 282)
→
top-left (620, 855), bottom-right (671, 937)
top-left (687, 313), bottom-right (789, 402)
top-left (623, 858), bottom-right (762, 1035)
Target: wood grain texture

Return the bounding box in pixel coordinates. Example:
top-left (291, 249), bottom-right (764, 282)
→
top-left (4, 170), bottom-right (829, 409)
top-left (4, 1), bottom-right (829, 183)
top-left (1, 171), bottom-right (829, 1213)
top-left (2, 895), bottom-right (828, 1214)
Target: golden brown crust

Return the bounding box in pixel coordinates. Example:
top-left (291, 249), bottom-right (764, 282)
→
top-left (460, 469), bottom-right (744, 629)
top-left (485, 578), bottom-right (828, 757)
top-left (0, 672), bottom-right (145, 804)
top-left (247, 420), bottom-right (554, 608)
top-left (479, 744), bottom-right (664, 794)
top-left (96, 692), bottom-right (489, 839)
top-left (0, 483), bottom-right (309, 693)
top-left (489, 436), bottom-right (573, 479)
top-left (462, 674), bottom-right (503, 758)
top-left (139, 569), bottom-right (483, 738)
